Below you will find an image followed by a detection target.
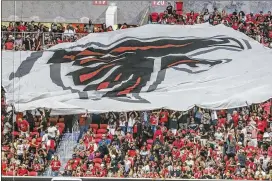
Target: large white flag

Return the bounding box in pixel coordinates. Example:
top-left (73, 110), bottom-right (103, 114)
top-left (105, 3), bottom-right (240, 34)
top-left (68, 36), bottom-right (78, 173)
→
top-left (2, 24), bottom-right (272, 114)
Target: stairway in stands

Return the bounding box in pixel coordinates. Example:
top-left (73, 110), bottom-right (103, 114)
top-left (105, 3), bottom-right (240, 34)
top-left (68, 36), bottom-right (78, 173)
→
top-left (44, 117), bottom-right (79, 176)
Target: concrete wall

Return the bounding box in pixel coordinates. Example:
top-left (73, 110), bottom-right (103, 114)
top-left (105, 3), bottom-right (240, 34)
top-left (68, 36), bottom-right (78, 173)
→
top-left (2, 1), bottom-right (272, 24)
top-left (1, 1), bottom-right (150, 24)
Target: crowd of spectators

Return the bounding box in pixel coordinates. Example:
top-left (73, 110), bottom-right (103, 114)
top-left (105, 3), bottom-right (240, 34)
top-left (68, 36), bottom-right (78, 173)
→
top-left (1, 87), bottom-right (65, 176)
top-left (61, 99), bottom-right (272, 179)
top-left (150, 3), bottom-right (272, 48)
top-left (1, 21), bottom-right (135, 51)
top-left (1, 83), bottom-right (272, 179)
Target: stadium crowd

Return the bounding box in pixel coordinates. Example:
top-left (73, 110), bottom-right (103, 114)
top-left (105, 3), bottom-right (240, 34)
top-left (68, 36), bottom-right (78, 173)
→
top-left (1, 86), bottom-right (272, 179)
top-left (1, 21), bottom-right (134, 51)
top-left (1, 87), bottom-right (65, 176)
top-left (60, 100), bottom-right (272, 179)
top-left (1, 6), bottom-right (272, 51)
top-left (150, 3), bottom-right (272, 47)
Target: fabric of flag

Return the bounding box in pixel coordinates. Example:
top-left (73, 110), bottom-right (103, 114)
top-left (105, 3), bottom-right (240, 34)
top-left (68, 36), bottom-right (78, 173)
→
top-left (2, 23), bottom-right (272, 114)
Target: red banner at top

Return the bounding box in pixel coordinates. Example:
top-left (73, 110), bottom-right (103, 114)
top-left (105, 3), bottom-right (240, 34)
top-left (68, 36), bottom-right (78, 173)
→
top-left (93, 1), bottom-right (108, 5)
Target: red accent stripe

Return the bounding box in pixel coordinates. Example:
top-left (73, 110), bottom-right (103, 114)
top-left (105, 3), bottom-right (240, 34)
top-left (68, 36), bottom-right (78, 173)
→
top-left (114, 73), bottom-right (122, 81)
top-left (97, 82), bottom-right (110, 90)
top-left (79, 64), bottom-right (115, 83)
top-left (111, 43), bottom-right (193, 53)
top-left (63, 55), bottom-right (76, 60)
top-left (77, 50), bottom-right (104, 56)
top-left (167, 60), bottom-right (199, 67)
top-left (80, 58), bottom-right (100, 65)
top-left (117, 77), bottom-right (141, 96)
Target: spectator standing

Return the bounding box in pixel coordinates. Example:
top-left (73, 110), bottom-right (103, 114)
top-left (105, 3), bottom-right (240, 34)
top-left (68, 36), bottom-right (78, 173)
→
top-left (50, 155), bottom-right (61, 176)
top-left (128, 112), bottom-right (137, 133)
top-left (64, 24), bottom-right (75, 37)
top-left (166, 2), bottom-right (173, 15)
top-left (77, 112), bottom-right (90, 143)
top-left (14, 34), bottom-right (23, 49)
top-left (17, 118), bottom-right (29, 137)
top-left (47, 123), bottom-right (58, 140)
top-left (18, 21), bottom-right (26, 32)
top-left (119, 112), bottom-right (127, 136)
top-left (169, 111), bottom-right (178, 135)
top-left (23, 35), bottom-right (34, 51)
top-left (108, 112), bottom-right (117, 135)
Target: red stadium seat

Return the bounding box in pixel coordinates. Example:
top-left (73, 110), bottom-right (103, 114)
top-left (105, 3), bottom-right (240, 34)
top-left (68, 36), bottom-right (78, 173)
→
top-left (90, 124), bottom-right (99, 129)
top-left (95, 134), bottom-right (102, 139)
top-left (93, 158), bottom-right (102, 164)
top-left (151, 12), bottom-right (159, 23)
top-left (100, 124), bottom-right (108, 129)
top-left (95, 138), bottom-right (101, 143)
top-left (28, 171), bottom-right (38, 176)
top-left (96, 129), bottom-right (107, 134)
top-left (175, 1), bottom-right (183, 13)
top-left (94, 163), bottom-right (101, 168)
top-left (6, 171), bottom-right (16, 176)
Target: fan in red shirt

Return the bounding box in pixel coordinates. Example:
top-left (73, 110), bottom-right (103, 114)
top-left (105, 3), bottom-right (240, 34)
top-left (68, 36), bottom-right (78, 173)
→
top-left (17, 118), bottom-right (29, 135)
top-left (18, 22), bottom-right (27, 32)
top-left (153, 126), bottom-right (163, 141)
top-left (17, 164), bottom-right (28, 176)
top-left (5, 41), bottom-right (14, 50)
top-left (159, 109), bottom-right (169, 125)
top-left (32, 160), bottom-right (42, 173)
top-left (50, 156), bottom-right (61, 176)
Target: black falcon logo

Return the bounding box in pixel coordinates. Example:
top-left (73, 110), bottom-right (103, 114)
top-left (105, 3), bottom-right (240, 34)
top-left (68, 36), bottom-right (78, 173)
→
top-left (10, 36), bottom-right (252, 103)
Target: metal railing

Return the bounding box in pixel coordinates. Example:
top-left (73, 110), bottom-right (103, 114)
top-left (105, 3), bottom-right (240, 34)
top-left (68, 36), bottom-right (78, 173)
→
top-left (1, 31), bottom-right (89, 50)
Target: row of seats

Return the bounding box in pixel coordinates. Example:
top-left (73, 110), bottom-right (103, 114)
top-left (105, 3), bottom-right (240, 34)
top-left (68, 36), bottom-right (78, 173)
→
top-left (5, 171), bottom-right (38, 176)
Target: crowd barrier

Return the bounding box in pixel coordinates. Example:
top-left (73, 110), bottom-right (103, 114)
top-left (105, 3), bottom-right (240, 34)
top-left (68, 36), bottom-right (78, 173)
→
top-left (2, 177), bottom-right (250, 181)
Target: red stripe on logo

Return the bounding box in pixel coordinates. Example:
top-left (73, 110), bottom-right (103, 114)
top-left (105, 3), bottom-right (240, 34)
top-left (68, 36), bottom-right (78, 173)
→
top-left (97, 82), bottom-right (110, 90)
top-left (79, 64), bottom-right (115, 82)
top-left (114, 73), bottom-right (122, 81)
top-left (117, 77), bottom-right (141, 96)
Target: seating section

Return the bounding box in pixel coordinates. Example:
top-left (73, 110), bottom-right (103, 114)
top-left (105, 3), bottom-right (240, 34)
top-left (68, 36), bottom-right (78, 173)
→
top-left (149, 7), bottom-right (272, 47)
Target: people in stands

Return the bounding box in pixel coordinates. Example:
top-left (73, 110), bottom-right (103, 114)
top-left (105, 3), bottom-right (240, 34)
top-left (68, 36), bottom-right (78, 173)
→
top-left (54, 99), bottom-right (271, 179)
top-left (149, 8), bottom-right (272, 48)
